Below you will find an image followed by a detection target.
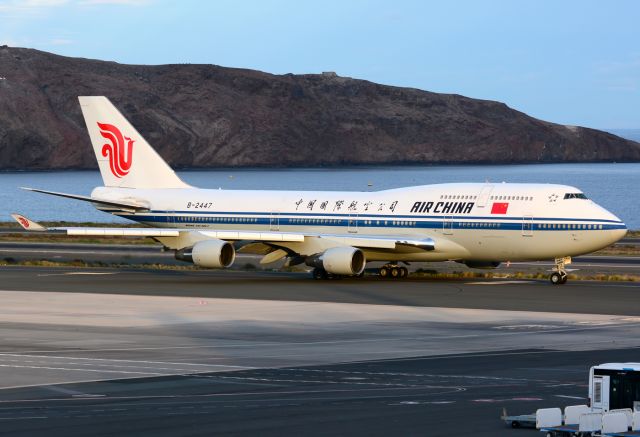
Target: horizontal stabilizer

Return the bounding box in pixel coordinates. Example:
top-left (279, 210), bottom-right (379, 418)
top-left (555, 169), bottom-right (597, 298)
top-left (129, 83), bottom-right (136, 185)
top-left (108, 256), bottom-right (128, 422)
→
top-left (21, 187), bottom-right (150, 211)
top-left (11, 213), bottom-right (47, 231)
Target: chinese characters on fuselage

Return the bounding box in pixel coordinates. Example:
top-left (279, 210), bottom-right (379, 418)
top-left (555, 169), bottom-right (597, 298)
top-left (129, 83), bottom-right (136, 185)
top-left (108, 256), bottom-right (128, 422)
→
top-left (292, 199), bottom-right (473, 215)
top-left (294, 198), bottom-right (398, 213)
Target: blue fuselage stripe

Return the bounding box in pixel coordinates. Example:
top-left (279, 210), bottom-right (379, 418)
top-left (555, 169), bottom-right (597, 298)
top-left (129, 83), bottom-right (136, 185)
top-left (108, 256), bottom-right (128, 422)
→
top-left (117, 213), bottom-right (626, 231)
top-left (118, 209), bottom-right (625, 224)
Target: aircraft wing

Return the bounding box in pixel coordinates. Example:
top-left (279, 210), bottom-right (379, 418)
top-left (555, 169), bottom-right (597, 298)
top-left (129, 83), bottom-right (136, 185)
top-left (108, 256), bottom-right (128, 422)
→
top-left (11, 214), bottom-right (434, 251)
top-left (20, 187), bottom-right (150, 211)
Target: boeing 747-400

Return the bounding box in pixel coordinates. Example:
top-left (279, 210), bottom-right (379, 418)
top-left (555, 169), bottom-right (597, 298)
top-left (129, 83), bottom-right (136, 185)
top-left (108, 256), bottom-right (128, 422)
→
top-left (12, 97), bottom-right (628, 284)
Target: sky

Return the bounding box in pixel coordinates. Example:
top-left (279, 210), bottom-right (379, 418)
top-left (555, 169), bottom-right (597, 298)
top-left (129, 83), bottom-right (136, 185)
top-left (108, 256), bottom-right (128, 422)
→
top-left (0, 0), bottom-right (638, 129)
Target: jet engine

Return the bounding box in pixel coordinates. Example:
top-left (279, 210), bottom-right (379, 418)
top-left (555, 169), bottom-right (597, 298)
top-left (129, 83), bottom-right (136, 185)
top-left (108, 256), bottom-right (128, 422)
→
top-left (461, 260), bottom-right (501, 269)
top-left (175, 239), bottom-right (236, 268)
top-left (306, 246), bottom-right (366, 276)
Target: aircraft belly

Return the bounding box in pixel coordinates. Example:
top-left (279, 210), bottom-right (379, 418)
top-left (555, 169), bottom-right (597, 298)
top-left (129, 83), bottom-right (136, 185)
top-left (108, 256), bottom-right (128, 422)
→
top-left (451, 229), bottom-right (612, 261)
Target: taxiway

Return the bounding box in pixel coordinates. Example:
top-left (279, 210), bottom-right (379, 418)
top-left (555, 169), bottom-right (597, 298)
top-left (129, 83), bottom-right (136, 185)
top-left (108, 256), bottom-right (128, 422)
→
top-left (0, 267), bottom-right (639, 435)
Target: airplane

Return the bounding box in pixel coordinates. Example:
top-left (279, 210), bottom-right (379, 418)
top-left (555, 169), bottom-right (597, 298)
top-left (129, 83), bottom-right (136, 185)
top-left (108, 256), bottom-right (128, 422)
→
top-left (12, 96), bottom-right (628, 285)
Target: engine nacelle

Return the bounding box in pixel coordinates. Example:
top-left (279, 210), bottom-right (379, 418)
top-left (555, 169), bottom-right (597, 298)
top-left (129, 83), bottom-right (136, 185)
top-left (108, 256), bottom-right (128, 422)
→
top-left (306, 246), bottom-right (366, 276)
top-left (175, 239), bottom-right (236, 268)
top-left (461, 260), bottom-right (501, 269)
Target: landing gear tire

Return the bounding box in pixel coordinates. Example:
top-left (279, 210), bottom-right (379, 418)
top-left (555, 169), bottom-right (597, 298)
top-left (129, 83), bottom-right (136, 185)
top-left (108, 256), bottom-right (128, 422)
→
top-left (550, 272), bottom-right (567, 285)
top-left (399, 267), bottom-right (408, 278)
top-left (312, 268), bottom-right (328, 280)
top-left (379, 264), bottom-right (407, 280)
top-left (379, 266), bottom-right (389, 278)
top-left (550, 257), bottom-right (571, 285)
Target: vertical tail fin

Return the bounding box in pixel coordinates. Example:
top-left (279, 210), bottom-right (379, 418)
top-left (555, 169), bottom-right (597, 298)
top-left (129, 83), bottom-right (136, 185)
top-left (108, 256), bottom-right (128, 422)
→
top-left (78, 96), bottom-right (190, 189)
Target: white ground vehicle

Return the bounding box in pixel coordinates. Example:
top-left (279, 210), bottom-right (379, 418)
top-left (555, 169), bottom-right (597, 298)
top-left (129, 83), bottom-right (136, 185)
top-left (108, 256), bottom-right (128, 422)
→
top-left (590, 363), bottom-right (640, 413)
top-left (505, 363), bottom-right (640, 436)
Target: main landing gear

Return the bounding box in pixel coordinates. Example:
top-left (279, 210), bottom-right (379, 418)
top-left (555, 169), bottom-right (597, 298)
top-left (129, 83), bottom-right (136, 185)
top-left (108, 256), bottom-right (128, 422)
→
top-left (379, 264), bottom-right (408, 280)
top-left (311, 264), bottom-right (408, 280)
top-left (549, 257), bottom-right (571, 285)
top-left (312, 268), bottom-right (329, 280)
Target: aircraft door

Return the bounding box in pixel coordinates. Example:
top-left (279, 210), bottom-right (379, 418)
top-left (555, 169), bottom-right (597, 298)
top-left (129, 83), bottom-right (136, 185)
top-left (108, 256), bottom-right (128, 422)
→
top-left (348, 214), bottom-right (358, 233)
top-left (167, 211), bottom-right (174, 227)
top-left (522, 216), bottom-right (533, 236)
top-left (269, 212), bottom-right (280, 231)
top-left (592, 375), bottom-right (610, 411)
top-left (476, 184), bottom-right (494, 208)
top-left (443, 216), bottom-right (453, 235)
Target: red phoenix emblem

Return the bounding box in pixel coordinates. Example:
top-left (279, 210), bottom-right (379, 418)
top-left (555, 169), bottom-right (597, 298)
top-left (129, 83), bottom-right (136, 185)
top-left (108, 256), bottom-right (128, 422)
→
top-left (97, 122), bottom-right (134, 178)
top-left (18, 216), bottom-right (30, 228)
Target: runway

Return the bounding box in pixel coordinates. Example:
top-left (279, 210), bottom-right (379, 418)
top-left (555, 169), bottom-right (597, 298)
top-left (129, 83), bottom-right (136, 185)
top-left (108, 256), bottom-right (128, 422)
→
top-left (1, 241), bottom-right (639, 274)
top-left (1, 265), bottom-right (639, 314)
top-left (0, 266), bottom-right (640, 436)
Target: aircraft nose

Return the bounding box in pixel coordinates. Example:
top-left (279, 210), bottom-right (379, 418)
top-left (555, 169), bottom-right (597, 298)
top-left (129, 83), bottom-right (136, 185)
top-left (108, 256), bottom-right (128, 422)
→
top-left (608, 225), bottom-right (628, 245)
top-left (604, 213), bottom-right (627, 245)
top-left (597, 206), bottom-right (627, 245)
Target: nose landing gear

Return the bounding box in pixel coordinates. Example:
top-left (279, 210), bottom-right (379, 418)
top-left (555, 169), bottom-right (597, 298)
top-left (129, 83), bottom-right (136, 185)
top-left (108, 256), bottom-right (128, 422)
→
top-left (549, 257), bottom-right (571, 285)
top-left (550, 271), bottom-right (567, 285)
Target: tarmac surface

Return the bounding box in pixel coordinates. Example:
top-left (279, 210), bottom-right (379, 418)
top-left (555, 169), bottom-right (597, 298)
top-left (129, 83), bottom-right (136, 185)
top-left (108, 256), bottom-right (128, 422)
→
top-left (1, 242), bottom-right (639, 276)
top-left (0, 266), bottom-right (639, 435)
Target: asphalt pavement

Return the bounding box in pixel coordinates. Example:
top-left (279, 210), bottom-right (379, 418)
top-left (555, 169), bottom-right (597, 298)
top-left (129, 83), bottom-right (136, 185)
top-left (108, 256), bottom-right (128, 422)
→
top-left (1, 265), bottom-right (639, 314)
top-left (0, 265), bottom-right (639, 436)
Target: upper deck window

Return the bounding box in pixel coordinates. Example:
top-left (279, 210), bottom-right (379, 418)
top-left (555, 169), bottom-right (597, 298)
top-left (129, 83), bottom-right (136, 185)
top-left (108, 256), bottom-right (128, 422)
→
top-left (564, 193), bottom-right (588, 200)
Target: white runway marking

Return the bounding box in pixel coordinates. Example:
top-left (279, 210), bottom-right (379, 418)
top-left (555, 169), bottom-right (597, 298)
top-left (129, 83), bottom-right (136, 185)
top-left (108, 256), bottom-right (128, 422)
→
top-left (465, 280), bottom-right (537, 285)
top-left (0, 386), bottom-right (455, 405)
top-left (37, 272), bottom-right (118, 277)
top-left (0, 358), bottom-right (241, 374)
top-left (286, 368), bottom-right (533, 381)
top-left (0, 353), bottom-right (252, 369)
top-left (555, 394), bottom-right (586, 400)
top-left (43, 385), bottom-right (102, 398)
top-left (494, 324), bottom-right (563, 330)
top-left (473, 397), bottom-right (542, 402)
top-left (0, 363), bottom-right (165, 375)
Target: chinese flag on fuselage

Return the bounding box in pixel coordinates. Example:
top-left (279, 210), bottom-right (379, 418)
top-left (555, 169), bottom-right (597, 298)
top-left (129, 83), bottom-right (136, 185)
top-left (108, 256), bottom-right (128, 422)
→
top-left (491, 202), bottom-right (509, 214)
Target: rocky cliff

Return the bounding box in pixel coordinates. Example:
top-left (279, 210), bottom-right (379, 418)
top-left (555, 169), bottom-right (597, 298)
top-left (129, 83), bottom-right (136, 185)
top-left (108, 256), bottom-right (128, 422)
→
top-left (1, 46), bottom-right (638, 170)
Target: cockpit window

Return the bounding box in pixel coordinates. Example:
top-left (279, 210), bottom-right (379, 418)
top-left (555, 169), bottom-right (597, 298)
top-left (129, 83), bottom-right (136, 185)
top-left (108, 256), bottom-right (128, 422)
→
top-left (564, 193), bottom-right (588, 199)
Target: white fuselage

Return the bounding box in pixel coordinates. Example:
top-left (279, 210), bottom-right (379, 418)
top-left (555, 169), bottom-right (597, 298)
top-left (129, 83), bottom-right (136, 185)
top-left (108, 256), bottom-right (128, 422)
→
top-left (91, 182), bottom-right (627, 263)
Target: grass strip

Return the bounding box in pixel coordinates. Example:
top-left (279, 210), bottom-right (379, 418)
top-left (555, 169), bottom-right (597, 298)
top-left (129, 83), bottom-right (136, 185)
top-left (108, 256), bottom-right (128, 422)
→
top-left (1, 259), bottom-right (638, 282)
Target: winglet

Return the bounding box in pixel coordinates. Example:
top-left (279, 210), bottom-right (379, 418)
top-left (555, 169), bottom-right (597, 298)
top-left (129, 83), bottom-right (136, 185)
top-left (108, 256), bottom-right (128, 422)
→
top-left (10, 214), bottom-right (47, 231)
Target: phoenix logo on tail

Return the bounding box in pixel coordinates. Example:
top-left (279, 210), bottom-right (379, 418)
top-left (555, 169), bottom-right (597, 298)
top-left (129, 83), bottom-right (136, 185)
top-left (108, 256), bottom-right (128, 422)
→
top-left (17, 216), bottom-right (29, 228)
top-left (97, 122), bottom-right (134, 178)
